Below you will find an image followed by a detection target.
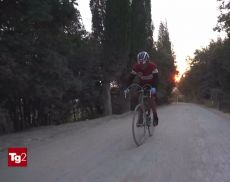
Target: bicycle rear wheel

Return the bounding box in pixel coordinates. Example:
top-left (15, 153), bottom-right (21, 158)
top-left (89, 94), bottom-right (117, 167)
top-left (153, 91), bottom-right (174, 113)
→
top-left (132, 104), bottom-right (146, 146)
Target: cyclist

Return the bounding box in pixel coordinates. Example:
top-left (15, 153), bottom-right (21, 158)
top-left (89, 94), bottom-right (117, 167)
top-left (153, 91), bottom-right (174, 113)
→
top-left (125, 51), bottom-right (159, 126)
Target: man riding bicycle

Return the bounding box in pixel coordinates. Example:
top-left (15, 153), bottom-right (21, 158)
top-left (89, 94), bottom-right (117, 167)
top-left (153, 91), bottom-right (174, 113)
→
top-left (125, 51), bottom-right (159, 126)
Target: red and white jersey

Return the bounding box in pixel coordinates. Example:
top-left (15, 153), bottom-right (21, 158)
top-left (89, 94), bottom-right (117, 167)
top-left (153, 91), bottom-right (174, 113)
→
top-left (131, 62), bottom-right (158, 86)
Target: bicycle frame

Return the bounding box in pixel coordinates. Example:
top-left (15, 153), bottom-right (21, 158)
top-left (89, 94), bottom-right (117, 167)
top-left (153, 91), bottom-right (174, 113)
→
top-left (125, 83), bottom-right (154, 146)
top-left (125, 83), bottom-right (152, 113)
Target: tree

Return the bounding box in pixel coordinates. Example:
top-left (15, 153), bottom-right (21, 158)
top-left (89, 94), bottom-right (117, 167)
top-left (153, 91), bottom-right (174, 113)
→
top-left (101, 0), bottom-right (131, 115)
top-left (156, 21), bottom-right (176, 102)
top-left (130, 0), bottom-right (155, 63)
top-left (0, 0), bottom-right (84, 131)
top-left (214, 0), bottom-right (230, 37)
top-left (90, 0), bottom-right (106, 44)
top-left (178, 38), bottom-right (230, 108)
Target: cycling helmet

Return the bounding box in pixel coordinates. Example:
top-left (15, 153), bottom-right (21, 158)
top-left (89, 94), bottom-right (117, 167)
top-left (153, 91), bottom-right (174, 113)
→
top-left (137, 51), bottom-right (149, 64)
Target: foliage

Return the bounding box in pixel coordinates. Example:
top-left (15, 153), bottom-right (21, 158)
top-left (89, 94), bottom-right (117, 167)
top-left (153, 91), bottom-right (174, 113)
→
top-left (0, 0), bottom-right (177, 133)
top-left (0, 0), bottom-right (84, 131)
top-left (103, 0), bottom-right (130, 80)
top-left (90, 0), bottom-right (106, 44)
top-left (179, 0), bottom-right (230, 110)
top-left (156, 22), bottom-right (176, 103)
top-left (130, 0), bottom-right (155, 62)
top-left (214, 0), bottom-right (230, 37)
top-left (179, 38), bottom-right (230, 109)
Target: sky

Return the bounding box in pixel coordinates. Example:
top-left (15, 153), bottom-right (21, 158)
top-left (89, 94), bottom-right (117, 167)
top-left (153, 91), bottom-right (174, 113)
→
top-left (78, 0), bottom-right (226, 79)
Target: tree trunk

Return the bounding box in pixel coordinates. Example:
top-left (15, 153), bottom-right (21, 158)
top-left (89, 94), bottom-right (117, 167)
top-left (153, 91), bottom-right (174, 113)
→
top-left (18, 98), bottom-right (25, 130)
top-left (102, 82), bottom-right (112, 115)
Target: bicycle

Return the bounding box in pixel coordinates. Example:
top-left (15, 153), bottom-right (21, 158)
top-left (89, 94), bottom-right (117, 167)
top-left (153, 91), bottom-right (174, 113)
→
top-left (124, 83), bottom-right (154, 146)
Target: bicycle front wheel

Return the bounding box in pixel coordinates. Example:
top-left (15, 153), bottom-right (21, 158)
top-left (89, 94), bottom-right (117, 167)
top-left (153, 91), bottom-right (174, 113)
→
top-left (132, 104), bottom-right (146, 146)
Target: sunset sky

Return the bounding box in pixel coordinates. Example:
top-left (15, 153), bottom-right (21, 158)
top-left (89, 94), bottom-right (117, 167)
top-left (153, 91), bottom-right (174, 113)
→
top-left (78, 0), bottom-right (226, 80)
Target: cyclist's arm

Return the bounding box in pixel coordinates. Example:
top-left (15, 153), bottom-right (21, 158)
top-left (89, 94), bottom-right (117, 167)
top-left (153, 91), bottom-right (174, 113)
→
top-left (152, 67), bottom-right (159, 89)
top-left (126, 73), bottom-right (136, 87)
top-left (125, 64), bottom-right (138, 87)
top-left (152, 73), bottom-right (158, 89)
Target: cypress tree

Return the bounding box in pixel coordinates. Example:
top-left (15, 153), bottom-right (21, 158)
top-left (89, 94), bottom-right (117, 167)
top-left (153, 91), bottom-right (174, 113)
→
top-left (157, 21), bottom-right (176, 102)
top-left (101, 0), bottom-right (131, 115)
top-left (90, 0), bottom-right (106, 44)
top-left (130, 0), bottom-right (155, 63)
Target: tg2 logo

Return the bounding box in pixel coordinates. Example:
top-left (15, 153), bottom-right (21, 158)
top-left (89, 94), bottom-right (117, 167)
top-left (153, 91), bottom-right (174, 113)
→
top-left (8, 148), bottom-right (27, 167)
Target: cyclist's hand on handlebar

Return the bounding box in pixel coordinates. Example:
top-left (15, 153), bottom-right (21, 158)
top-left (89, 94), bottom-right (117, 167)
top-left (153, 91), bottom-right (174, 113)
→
top-left (150, 87), bottom-right (156, 94)
top-left (124, 88), bottom-right (130, 98)
top-left (124, 88), bottom-right (129, 94)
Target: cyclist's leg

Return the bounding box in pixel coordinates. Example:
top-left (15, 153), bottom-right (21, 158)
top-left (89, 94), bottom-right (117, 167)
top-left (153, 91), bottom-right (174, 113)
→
top-left (149, 93), bottom-right (158, 125)
top-left (149, 94), bottom-right (156, 114)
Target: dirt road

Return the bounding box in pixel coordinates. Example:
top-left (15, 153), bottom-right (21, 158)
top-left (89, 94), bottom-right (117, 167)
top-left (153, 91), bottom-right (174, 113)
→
top-left (1, 103), bottom-right (230, 182)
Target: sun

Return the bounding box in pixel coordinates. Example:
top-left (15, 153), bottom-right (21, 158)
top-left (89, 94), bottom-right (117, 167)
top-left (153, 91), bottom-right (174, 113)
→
top-left (175, 59), bottom-right (188, 83)
top-left (174, 74), bottom-right (181, 83)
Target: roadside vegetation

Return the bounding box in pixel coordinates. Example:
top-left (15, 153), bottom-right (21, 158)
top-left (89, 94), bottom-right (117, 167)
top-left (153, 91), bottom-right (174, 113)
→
top-left (178, 0), bottom-right (230, 113)
top-left (0, 0), bottom-right (176, 133)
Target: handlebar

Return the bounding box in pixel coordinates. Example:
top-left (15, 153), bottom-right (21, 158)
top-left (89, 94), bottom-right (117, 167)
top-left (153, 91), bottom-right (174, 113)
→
top-left (124, 83), bottom-right (152, 98)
